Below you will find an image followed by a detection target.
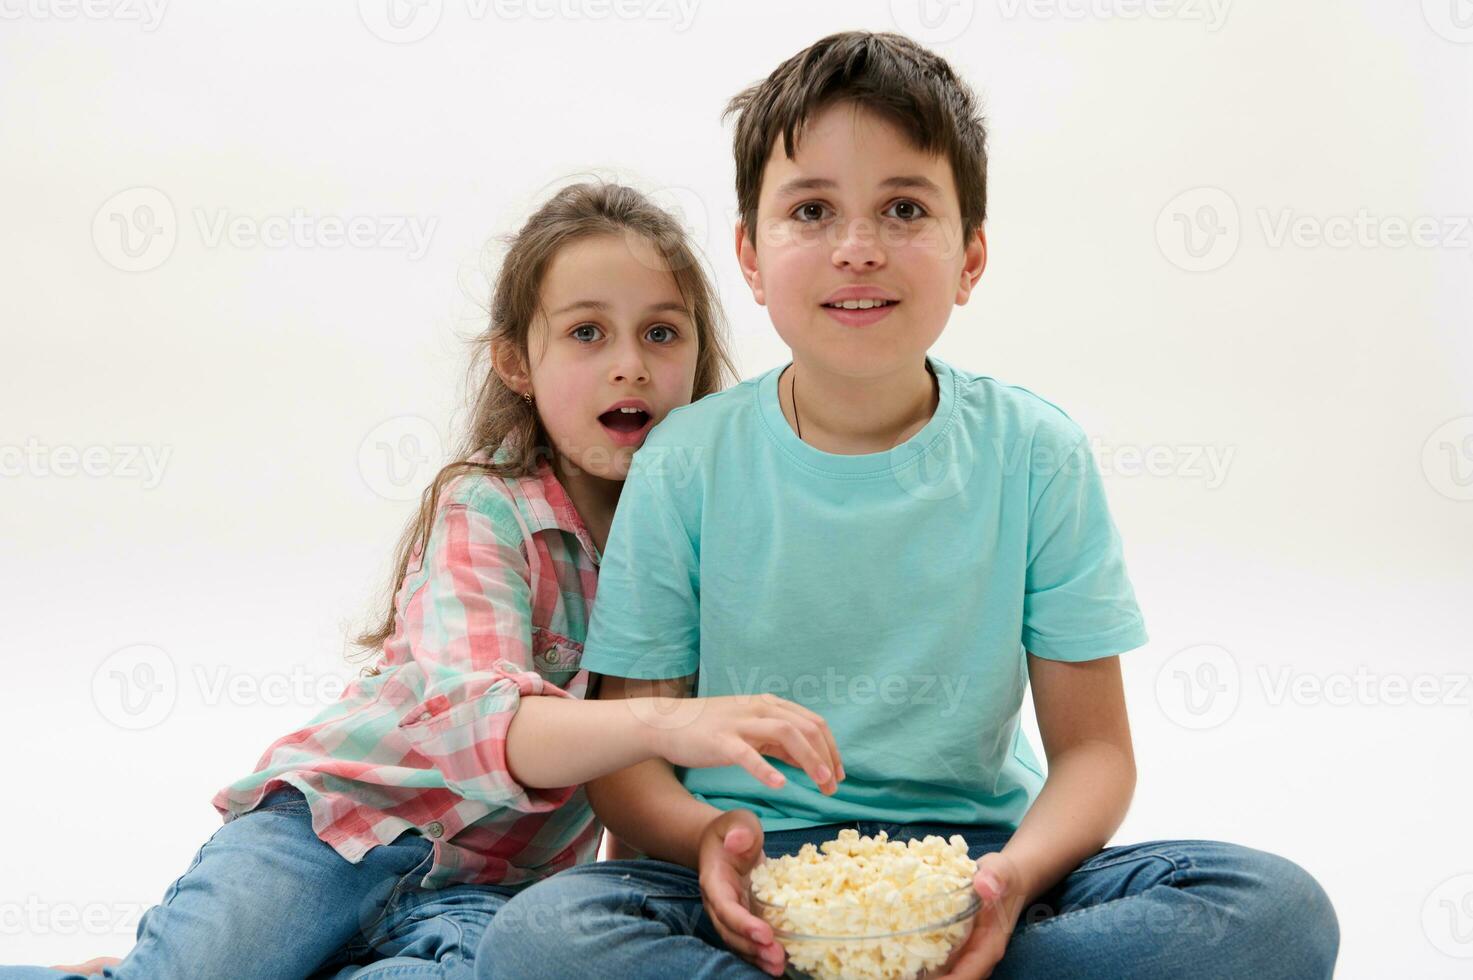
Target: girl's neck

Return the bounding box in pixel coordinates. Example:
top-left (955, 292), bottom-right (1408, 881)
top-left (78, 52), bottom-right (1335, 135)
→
top-left (780, 356), bottom-right (938, 456)
top-left (551, 454), bottom-right (621, 555)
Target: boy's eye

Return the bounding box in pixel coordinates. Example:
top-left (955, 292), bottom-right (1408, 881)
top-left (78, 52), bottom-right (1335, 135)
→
top-left (884, 199), bottom-right (928, 221)
top-left (647, 324), bottom-right (678, 344)
top-left (571, 323), bottom-right (602, 342)
top-left (792, 202), bottom-right (831, 222)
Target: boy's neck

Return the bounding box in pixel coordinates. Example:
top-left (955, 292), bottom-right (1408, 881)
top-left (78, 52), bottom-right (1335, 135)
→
top-left (779, 357), bottom-right (938, 456)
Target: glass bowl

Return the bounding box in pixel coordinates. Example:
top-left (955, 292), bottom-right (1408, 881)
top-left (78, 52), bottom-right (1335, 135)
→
top-left (749, 878), bottom-right (980, 980)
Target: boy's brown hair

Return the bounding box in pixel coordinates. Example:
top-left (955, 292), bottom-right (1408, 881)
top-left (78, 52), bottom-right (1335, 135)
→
top-left (723, 30), bottom-right (989, 244)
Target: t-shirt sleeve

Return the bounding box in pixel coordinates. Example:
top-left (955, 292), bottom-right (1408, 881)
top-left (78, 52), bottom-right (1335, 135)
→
top-left (579, 448), bottom-right (701, 679)
top-left (1022, 431), bottom-right (1148, 661)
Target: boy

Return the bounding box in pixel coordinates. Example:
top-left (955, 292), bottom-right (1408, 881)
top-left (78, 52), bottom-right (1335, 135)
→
top-left (479, 31), bottom-right (1337, 980)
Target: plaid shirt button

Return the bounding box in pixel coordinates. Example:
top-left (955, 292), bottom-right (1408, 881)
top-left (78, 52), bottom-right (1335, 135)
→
top-left (426, 821), bottom-right (445, 838)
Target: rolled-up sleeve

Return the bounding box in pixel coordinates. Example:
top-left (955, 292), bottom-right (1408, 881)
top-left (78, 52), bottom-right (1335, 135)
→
top-left (394, 499), bottom-right (577, 813)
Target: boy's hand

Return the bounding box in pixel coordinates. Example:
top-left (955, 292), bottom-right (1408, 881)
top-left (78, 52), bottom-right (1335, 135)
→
top-left (698, 809), bottom-right (786, 977)
top-left (935, 852), bottom-right (1027, 980)
top-left (645, 693), bottom-right (844, 795)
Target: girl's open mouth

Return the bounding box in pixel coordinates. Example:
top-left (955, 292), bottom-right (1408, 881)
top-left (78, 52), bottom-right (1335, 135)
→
top-left (598, 408), bottom-right (654, 446)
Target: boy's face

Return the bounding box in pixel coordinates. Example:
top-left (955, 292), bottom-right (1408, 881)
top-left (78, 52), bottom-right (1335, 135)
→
top-left (736, 102), bottom-right (986, 379)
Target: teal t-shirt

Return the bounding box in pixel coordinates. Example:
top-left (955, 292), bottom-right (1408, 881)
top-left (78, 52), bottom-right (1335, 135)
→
top-left (580, 354), bottom-right (1148, 831)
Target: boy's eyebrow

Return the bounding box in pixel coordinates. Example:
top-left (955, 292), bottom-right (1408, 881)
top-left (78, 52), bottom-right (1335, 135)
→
top-left (549, 299), bottom-right (691, 317)
top-left (773, 175), bottom-right (946, 197)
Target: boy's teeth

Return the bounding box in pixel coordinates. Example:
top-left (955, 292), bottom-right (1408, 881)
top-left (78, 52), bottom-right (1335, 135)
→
top-left (827, 299), bottom-right (892, 310)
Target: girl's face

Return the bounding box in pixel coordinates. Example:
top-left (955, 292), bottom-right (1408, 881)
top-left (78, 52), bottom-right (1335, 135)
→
top-left (525, 232), bottom-right (700, 482)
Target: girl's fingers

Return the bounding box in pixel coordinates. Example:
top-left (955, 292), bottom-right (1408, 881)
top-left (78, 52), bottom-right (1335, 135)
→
top-left (752, 719), bottom-right (834, 792)
top-left (733, 743), bottom-right (787, 789)
top-left (770, 700), bottom-right (845, 783)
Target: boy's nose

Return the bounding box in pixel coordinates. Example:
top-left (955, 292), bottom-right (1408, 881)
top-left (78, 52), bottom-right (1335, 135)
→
top-left (831, 218), bottom-right (885, 269)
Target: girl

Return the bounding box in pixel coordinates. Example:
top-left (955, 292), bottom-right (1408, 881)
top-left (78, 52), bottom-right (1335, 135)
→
top-left (12, 182), bottom-right (844, 980)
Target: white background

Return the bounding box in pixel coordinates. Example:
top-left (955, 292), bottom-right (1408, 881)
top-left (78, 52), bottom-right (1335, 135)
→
top-left (2, 1), bottom-right (1471, 975)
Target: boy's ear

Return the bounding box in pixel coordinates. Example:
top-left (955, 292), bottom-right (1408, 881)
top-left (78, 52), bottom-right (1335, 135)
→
top-left (734, 220), bottom-right (766, 306)
top-left (955, 226), bottom-right (988, 306)
top-left (491, 340), bottom-right (532, 398)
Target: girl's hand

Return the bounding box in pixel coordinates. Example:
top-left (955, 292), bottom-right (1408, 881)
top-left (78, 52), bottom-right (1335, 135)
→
top-left (48, 956), bottom-right (122, 974)
top-left (642, 692), bottom-right (844, 795)
top-left (697, 809), bottom-right (786, 977)
top-left (935, 852), bottom-right (1027, 980)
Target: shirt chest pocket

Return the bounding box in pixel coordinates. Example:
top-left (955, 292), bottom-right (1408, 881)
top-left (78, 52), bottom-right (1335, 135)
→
top-left (531, 626), bottom-right (584, 686)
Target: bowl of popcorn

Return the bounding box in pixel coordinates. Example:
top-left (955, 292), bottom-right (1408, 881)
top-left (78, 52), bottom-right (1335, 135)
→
top-left (748, 829), bottom-right (980, 980)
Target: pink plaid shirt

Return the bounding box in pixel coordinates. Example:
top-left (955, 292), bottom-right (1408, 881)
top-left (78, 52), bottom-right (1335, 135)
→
top-left (212, 446), bottom-right (603, 889)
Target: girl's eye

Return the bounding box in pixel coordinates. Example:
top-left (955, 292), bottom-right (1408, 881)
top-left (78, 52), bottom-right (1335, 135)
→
top-left (571, 323), bottom-right (602, 343)
top-left (792, 202), bottom-right (831, 223)
top-left (884, 199), bottom-right (928, 221)
top-left (647, 324), bottom-right (679, 345)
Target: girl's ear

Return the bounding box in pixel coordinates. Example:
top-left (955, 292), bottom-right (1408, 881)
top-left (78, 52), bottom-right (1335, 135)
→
top-left (491, 340), bottom-right (532, 398)
top-left (734, 220), bottom-right (765, 306)
top-left (954, 227), bottom-right (988, 306)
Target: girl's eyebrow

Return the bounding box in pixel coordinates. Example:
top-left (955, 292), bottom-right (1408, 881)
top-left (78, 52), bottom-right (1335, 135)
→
top-left (774, 175), bottom-right (944, 197)
top-left (549, 299), bottom-right (690, 317)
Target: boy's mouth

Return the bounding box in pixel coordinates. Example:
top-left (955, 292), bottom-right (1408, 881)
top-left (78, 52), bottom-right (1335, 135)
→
top-left (821, 299), bottom-right (899, 310)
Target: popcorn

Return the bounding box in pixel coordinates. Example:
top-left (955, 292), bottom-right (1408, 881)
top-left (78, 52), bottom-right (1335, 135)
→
top-left (749, 829), bottom-right (980, 980)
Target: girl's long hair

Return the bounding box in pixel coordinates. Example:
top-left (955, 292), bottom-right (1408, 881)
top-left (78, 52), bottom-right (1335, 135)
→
top-left (351, 181), bottom-right (737, 669)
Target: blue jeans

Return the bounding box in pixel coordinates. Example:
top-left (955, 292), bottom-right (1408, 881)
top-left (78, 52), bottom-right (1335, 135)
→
top-left (476, 820), bottom-right (1339, 979)
top-left (0, 786), bottom-right (522, 980)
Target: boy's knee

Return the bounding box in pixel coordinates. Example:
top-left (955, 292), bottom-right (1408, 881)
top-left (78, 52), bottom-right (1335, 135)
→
top-left (1237, 848), bottom-right (1339, 975)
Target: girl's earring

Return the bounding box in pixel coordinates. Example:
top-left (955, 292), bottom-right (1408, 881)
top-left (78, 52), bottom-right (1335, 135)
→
top-left (522, 392), bottom-right (533, 404)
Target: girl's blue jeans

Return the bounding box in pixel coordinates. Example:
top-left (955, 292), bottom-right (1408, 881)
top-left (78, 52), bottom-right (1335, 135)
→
top-left (0, 785), bottom-right (521, 980)
top-left (476, 820), bottom-right (1340, 979)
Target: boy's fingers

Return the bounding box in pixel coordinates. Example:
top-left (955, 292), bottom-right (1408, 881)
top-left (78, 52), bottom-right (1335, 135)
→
top-left (723, 823), bottom-right (754, 855)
